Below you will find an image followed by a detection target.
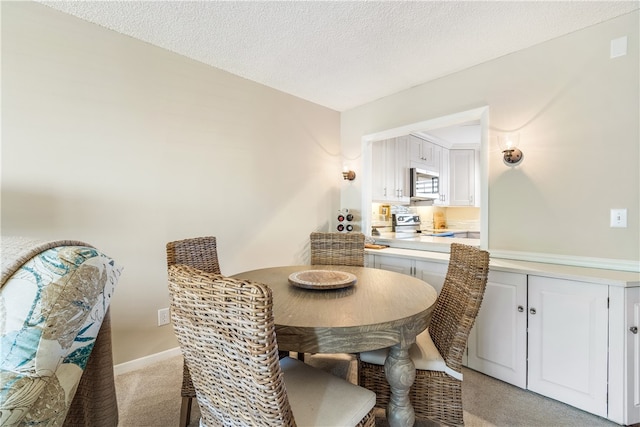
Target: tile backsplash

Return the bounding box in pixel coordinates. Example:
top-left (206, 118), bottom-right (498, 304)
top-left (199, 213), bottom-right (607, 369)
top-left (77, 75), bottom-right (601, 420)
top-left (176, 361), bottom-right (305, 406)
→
top-left (371, 203), bottom-right (480, 232)
top-left (417, 206), bottom-right (480, 231)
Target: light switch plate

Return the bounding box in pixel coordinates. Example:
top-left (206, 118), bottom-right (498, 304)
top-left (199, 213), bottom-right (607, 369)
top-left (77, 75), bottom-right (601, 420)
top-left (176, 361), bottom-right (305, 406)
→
top-left (610, 208), bottom-right (627, 228)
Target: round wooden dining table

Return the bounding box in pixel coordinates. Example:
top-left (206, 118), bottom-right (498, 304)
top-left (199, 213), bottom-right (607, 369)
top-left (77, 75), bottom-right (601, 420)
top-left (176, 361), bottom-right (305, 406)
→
top-left (232, 264), bottom-right (437, 427)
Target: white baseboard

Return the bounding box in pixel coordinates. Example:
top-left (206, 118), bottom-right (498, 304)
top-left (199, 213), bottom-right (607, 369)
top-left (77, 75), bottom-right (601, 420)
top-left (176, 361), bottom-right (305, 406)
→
top-left (114, 347), bottom-right (182, 376)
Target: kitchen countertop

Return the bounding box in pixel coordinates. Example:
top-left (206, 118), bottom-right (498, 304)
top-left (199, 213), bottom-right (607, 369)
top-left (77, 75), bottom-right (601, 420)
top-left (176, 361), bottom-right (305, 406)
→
top-left (365, 246), bottom-right (640, 287)
top-left (373, 232), bottom-right (480, 252)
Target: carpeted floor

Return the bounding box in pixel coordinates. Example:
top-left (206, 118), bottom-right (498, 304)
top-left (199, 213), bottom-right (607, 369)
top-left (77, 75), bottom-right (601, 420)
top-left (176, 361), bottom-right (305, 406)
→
top-left (115, 353), bottom-right (618, 426)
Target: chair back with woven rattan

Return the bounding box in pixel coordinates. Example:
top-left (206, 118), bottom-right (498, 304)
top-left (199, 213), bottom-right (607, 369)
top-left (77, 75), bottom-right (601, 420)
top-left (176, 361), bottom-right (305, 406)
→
top-left (168, 264), bottom-right (296, 426)
top-left (310, 232), bottom-right (365, 266)
top-left (166, 236), bottom-right (221, 274)
top-left (429, 243), bottom-right (490, 374)
top-left (166, 236), bottom-right (221, 427)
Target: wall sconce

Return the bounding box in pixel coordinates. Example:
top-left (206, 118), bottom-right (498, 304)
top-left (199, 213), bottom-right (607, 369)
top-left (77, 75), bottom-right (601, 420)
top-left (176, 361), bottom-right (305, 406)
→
top-left (498, 134), bottom-right (523, 166)
top-left (342, 169), bottom-right (356, 181)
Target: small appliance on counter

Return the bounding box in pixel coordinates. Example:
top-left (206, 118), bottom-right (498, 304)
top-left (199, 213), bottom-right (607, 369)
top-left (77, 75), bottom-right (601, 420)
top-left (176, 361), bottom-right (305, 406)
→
top-left (433, 210), bottom-right (447, 230)
top-left (392, 214), bottom-right (421, 235)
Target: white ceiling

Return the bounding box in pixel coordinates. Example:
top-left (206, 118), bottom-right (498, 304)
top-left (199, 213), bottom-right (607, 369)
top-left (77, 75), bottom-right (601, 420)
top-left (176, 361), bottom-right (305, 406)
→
top-left (39, 1), bottom-right (638, 112)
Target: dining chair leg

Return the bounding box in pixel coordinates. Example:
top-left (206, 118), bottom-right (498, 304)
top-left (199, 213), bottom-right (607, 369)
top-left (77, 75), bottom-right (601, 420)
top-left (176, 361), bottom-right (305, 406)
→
top-left (179, 396), bottom-right (192, 427)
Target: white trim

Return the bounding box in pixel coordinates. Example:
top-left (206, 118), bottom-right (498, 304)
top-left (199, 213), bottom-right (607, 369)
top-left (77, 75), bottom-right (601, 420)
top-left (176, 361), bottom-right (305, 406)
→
top-left (113, 347), bottom-right (181, 375)
top-left (361, 107), bottom-right (488, 142)
top-left (490, 249), bottom-right (640, 273)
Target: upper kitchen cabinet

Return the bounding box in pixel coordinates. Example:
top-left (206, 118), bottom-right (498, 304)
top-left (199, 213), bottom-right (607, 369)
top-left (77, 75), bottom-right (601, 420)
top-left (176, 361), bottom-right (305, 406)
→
top-left (372, 137), bottom-right (409, 203)
top-left (434, 148), bottom-right (449, 206)
top-left (448, 149), bottom-right (478, 206)
top-left (409, 135), bottom-right (440, 173)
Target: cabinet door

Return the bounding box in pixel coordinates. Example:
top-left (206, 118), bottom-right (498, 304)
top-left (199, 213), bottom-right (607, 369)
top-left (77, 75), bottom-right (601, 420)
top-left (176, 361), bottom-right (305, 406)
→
top-left (372, 138), bottom-right (410, 203)
top-left (394, 136), bottom-right (409, 203)
top-left (409, 136), bottom-right (426, 166)
top-left (373, 255), bottom-right (412, 275)
top-left (413, 260), bottom-right (448, 295)
top-left (528, 276), bottom-right (608, 417)
top-left (449, 149), bottom-right (475, 206)
top-left (364, 253), bottom-right (375, 268)
top-left (434, 148), bottom-right (449, 206)
top-left (421, 140), bottom-right (439, 172)
top-left (408, 136), bottom-right (439, 172)
top-left (467, 271), bottom-right (527, 388)
top-left (625, 287), bottom-right (640, 424)
top-left (383, 139), bottom-right (397, 201)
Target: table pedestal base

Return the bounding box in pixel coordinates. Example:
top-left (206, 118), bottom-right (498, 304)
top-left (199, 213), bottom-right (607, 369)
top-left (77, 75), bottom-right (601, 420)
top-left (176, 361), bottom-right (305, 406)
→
top-left (384, 343), bottom-right (416, 427)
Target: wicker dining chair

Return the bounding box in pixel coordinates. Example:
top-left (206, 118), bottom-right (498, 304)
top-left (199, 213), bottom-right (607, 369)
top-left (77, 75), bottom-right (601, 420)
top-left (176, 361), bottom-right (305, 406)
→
top-left (310, 231), bottom-right (365, 267)
top-left (357, 243), bottom-right (490, 426)
top-left (166, 236), bottom-right (220, 427)
top-left (301, 232), bottom-right (366, 364)
top-left (167, 264), bottom-right (376, 427)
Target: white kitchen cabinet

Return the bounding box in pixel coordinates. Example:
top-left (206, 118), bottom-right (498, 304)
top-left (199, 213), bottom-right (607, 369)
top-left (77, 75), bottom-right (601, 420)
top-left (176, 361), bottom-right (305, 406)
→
top-left (408, 135), bottom-right (440, 173)
top-left (371, 139), bottom-right (390, 202)
top-left (368, 250), bottom-right (639, 423)
top-left (372, 137), bottom-right (409, 203)
top-left (467, 271), bottom-right (527, 388)
top-left (625, 287), bottom-right (640, 425)
top-left (433, 148), bottom-right (449, 206)
top-left (527, 276), bottom-right (609, 418)
top-left (609, 286), bottom-right (640, 425)
top-left (364, 253), bottom-right (374, 268)
top-left (413, 259), bottom-right (448, 295)
top-left (373, 255), bottom-right (447, 294)
top-left (373, 254), bottom-right (412, 275)
top-left (448, 149), bottom-right (476, 206)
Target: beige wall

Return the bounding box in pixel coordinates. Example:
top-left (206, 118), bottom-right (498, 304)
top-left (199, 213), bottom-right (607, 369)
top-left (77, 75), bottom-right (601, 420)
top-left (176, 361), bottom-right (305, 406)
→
top-left (3, 3), bottom-right (639, 365)
top-left (1, 2), bottom-right (342, 364)
top-left (342, 11), bottom-right (639, 265)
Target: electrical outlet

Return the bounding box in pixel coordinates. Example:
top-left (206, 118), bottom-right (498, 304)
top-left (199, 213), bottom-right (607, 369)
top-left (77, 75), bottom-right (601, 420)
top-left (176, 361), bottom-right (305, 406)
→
top-left (158, 308), bottom-right (170, 326)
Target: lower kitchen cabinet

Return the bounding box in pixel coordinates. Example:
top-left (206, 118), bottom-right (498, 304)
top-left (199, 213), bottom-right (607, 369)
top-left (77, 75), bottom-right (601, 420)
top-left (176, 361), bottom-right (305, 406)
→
top-left (373, 254), bottom-right (412, 275)
top-left (368, 251), bottom-right (640, 424)
top-left (626, 288), bottom-right (640, 425)
top-left (413, 259), bottom-right (448, 294)
top-left (467, 271), bottom-right (527, 388)
top-left (527, 276), bottom-right (609, 418)
top-left (372, 254), bottom-right (447, 294)
top-left (609, 286), bottom-right (640, 425)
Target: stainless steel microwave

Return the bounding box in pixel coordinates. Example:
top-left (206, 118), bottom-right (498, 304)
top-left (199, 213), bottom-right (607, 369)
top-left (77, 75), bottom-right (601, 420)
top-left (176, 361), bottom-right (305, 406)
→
top-left (410, 168), bottom-right (439, 201)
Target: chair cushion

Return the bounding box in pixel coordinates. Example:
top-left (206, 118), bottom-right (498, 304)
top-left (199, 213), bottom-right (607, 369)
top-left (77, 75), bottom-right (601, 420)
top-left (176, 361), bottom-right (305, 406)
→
top-left (1, 245), bottom-right (121, 426)
top-left (358, 328), bottom-right (463, 381)
top-left (280, 357), bottom-right (375, 426)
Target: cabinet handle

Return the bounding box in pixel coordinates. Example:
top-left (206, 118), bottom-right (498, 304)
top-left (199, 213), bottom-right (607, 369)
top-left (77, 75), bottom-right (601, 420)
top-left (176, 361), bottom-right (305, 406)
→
top-left (517, 305), bottom-right (524, 312)
top-left (631, 326), bottom-right (638, 334)
top-left (529, 308), bottom-right (537, 315)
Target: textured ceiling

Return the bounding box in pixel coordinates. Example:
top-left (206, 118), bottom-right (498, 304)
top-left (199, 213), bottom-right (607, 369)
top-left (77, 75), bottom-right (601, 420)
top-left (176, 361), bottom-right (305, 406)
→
top-left (39, 1), bottom-right (638, 112)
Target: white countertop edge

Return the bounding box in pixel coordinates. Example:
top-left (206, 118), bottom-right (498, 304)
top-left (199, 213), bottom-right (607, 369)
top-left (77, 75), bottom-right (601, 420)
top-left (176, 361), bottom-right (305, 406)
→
top-left (373, 236), bottom-right (480, 251)
top-left (365, 247), bottom-right (640, 287)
